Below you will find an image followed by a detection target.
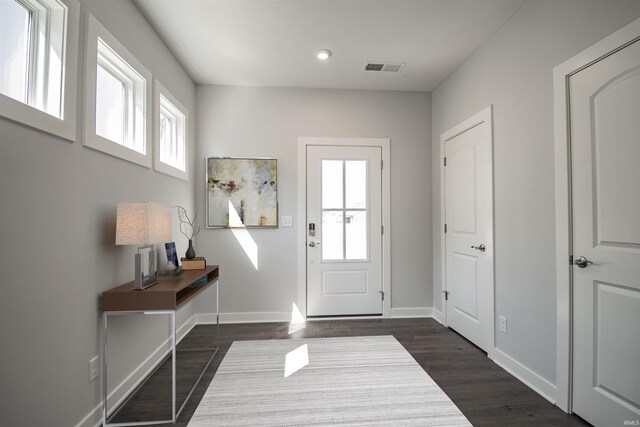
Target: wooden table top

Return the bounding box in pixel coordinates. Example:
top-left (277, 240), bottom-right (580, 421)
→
top-left (102, 265), bottom-right (219, 312)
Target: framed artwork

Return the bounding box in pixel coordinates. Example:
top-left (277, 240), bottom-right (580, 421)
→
top-left (164, 242), bottom-right (179, 269)
top-left (206, 157), bottom-right (278, 228)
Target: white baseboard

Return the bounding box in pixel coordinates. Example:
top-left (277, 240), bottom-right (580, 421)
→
top-left (390, 307), bottom-right (433, 318)
top-left (432, 308), bottom-right (445, 325)
top-left (492, 348), bottom-right (557, 405)
top-left (75, 314), bottom-right (198, 427)
top-left (198, 311), bottom-right (291, 324)
top-left (199, 308), bottom-right (444, 324)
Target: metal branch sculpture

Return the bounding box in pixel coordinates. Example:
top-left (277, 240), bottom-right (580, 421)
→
top-left (174, 206), bottom-right (201, 241)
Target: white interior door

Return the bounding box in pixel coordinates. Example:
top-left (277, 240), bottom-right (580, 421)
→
top-left (569, 38), bottom-right (640, 427)
top-left (443, 108), bottom-right (494, 354)
top-left (306, 145), bottom-right (383, 316)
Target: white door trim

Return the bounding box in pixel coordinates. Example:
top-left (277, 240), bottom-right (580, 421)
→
top-left (553, 16), bottom-right (640, 413)
top-left (439, 105), bottom-right (495, 360)
top-left (297, 137), bottom-right (391, 318)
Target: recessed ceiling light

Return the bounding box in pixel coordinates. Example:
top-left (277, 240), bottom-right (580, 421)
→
top-left (315, 49), bottom-right (332, 60)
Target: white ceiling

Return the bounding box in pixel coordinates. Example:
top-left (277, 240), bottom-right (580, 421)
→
top-left (134, 0), bottom-right (525, 92)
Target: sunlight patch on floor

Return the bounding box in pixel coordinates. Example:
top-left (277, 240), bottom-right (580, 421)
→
top-left (284, 344), bottom-right (309, 378)
top-left (288, 302), bottom-right (306, 334)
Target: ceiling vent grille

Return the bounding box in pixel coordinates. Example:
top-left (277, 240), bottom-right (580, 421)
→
top-left (364, 62), bottom-right (405, 73)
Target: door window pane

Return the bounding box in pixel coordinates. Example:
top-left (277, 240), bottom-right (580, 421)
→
top-left (322, 211), bottom-right (343, 260)
top-left (0, 1), bottom-right (31, 103)
top-left (322, 160), bottom-right (343, 209)
top-left (346, 211), bottom-right (367, 260)
top-left (345, 160), bottom-right (367, 209)
top-left (95, 63), bottom-right (125, 144)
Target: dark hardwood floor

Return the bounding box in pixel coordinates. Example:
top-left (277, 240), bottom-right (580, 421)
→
top-left (109, 318), bottom-right (590, 426)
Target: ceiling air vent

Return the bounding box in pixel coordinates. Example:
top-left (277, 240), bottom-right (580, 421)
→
top-left (364, 62), bottom-right (405, 72)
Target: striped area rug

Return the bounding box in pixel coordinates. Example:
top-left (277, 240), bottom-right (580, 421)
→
top-left (188, 335), bottom-right (472, 426)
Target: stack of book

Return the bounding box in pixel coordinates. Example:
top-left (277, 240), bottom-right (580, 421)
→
top-left (181, 257), bottom-right (206, 270)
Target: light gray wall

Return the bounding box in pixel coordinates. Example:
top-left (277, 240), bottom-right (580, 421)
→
top-left (432, 1), bottom-right (640, 385)
top-left (0, 1), bottom-right (196, 426)
top-left (195, 86), bottom-right (432, 318)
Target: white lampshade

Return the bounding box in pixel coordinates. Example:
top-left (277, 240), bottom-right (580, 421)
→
top-left (115, 202), bottom-right (172, 246)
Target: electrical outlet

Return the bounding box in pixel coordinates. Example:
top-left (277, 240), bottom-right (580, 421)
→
top-left (281, 216), bottom-right (293, 227)
top-left (499, 316), bottom-right (508, 333)
top-left (89, 356), bottom-right (99, 382)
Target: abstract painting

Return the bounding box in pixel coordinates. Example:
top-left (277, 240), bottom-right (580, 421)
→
top-left (206, 158), bottom-right (278, 228)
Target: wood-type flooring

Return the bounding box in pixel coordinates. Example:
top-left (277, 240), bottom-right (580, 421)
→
top-left (108, 318), bottom-right (590, 427)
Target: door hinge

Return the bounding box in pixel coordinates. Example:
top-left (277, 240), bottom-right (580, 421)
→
top-left (381, 160), bottom-right (383, 170)
top-left (444, 224), bottom-right (447, 233)
top-left (381, 225), bottom-right (384, 235)
top-left (443, 290), bottom-right (449, 301)
top-left (444, 157), bottom-right (447, 166)
top-left (379, 290), bottom-right (385, 301)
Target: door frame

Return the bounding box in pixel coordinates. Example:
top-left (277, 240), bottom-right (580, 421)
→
top-left (553, 16), bottom-right (640, 413)
top-left (297, 137), bottom-right (391, 318)
top-left (439, 105), bottom-right (495, 360)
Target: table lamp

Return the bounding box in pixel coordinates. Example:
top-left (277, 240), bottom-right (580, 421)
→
top-left (116, 202), bottom-right (172, 290)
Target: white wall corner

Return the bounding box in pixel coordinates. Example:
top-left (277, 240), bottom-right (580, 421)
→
top-left (390, 307), bottom-right (433, 318)
top-left (432, 308), bottom-right (445, 325)
top-left (492, 348), bottom-right (558, 406)
top-left (74, 314), bottom-right (198, 427)
top-left (198, 311), bottom-right (292, 324)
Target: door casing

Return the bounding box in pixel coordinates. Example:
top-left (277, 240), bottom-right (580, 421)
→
top-left (297, 137), bottom-right (391, 318)
top-left (439, 106), bottom-right (495, 360)
top-left (553, 16), bottom-right (640, 413)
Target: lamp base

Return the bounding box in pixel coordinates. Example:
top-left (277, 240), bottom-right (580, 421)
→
top-left (133, 249), bottom-right (159, 290)
top-left (135, 275), bottom-right (159, 290)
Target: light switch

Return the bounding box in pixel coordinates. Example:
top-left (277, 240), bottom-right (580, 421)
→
top-left (281, 216), bottom-right (293, 227)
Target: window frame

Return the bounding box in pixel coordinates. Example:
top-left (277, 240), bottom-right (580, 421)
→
top-left (153, 79), bottom-right (188, 180)
top-left (84, 13), bottom-right (152, 168)
top-left (0, 0), bottom-right (79, 141)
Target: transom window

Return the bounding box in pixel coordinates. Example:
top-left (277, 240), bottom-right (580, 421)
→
top-left (95, 38), bottom-right (145, 154)
top-left (321, 159), bottom-right (369, 261)
top-left (159, 95), bottom-right (185, 171)
top-left (0, 0), bottom-right (67, 118)
top-left (84, 13), bottom-right (151, 167)
top-left (153, 80), bottom-right (188, 180)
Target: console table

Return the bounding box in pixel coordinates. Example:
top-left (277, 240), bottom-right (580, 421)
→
top-left (101, 265), bottom-right (219, 427)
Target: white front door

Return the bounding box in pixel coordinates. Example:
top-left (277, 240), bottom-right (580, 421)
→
top-left (443, 107), bottom-right (494, 354)
top-left (306, 145), bottom-right (383, 316)
top-left (569, 38), bottom-right (640, 427)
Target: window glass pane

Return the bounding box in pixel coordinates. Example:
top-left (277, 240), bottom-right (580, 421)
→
top-left (158, 95), bottom-right (186, 171)
top-left (128, 78), bottom-right (144, 153)
top-left (44, 6), bottom-right (65, 118)
top-left (322, 211), bottom-right (344, 260)
top-left (345, 160), bottom-right (367, 209)
top-left (95, 63), bottom-right (124, 145)
top-left (322, 160), bottom-right (343, 209)
top-left (159, 111), bottom-right (172, 163)
top-left (0, 1), bottom-right (31, 103)
top-left (345, 211), bottom-right (367, 260)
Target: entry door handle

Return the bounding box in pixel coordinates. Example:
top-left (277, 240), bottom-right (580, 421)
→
top-left (471, 244), bottom-right (486, 252)
top-left (308, 241), bottom-right (321, 247)
top-left (573, 256), bottom-right (593, 268)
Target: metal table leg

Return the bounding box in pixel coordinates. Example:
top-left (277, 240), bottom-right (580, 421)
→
top-left (102, 278), bottom-right (220, 426)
